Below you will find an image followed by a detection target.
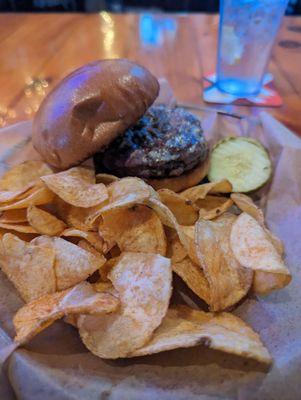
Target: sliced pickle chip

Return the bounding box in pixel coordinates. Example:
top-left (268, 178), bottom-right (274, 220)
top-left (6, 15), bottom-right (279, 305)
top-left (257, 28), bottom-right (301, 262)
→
top-left (208, 137), bottom-right (272, 193)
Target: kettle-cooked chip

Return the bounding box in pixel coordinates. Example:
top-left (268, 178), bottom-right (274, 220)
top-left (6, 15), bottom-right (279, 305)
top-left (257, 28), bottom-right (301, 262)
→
top-left (54, 198), bottom-right (104, 232)
top-left (14, 281), bottom-right (119, 344)
top-left (158, 189), bottom-right (198, 225)
top-left (41, 167), bottom-right (108, 208)
top-left (0, 188), bottom-right (33, 204)
top-left (165, 228), bottom-right (187, 263)
top-left (166, 229), bottom-right (210, 303)
top-left (78, 252), bottom-right (172, 359)
top-left (0, 161), bottom-right (52, 191)
top-left (195, 214), bottom-right (253, 311)
top-left (230, 212), bottom-right (291, 295)
top-left (180, 179), bottom-right (232, 202)
top-left (100, 177), bottom-right (157, 213)
top-left (61, 228), bottom-right (106, 252)
top-left (197, 196), bottom-right (234, 220)
top-left (27, 205), bottom-right (66, 236)
top-left (230, 194), bottom-right (284, 255)
top-left (231, 193), bottom-right (265, 224)
top-left (99, 205), bottom-right (166, 255)
top-left (0, 184), bottom-right (54, 211)
top-left (77, 239), bottom-right (104, 257)
top-left (173, 258), bottom-right (210, 305)
top-left (0, 233), bottom-right (56, 302)
top-left (0, 209), bottom-right (28, 223)
top-left (144, 197), bottom-right (193, 253)
top-left (33, 236), bottom-right (106, 291)
top-left (129, 306), bottom-right (272, 364)
top-left (95, 173), bottom-right (119, 185)
top-left (0, 223), bottom-right (37, 234)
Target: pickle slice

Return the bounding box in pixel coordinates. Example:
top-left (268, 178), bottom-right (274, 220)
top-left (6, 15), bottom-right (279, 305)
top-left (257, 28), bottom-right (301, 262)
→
top-left (208, 137), bottom-right (272, 193)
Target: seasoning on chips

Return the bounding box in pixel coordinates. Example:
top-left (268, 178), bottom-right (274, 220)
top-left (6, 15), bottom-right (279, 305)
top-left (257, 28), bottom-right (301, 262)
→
top-left (180, 179), bottom-right (232, 202)
top-left (41, 167), bottom-right (108, 208)
top-left (27, 205), bottom-right (66, 236)
top-left (230, 212), bottom-right (291, 295)
top-left (0, 233), bottom-right (56, 302)
top-left (195, 214), bottom-right (253, 311)
top-left (33, 236), bottom-right (106, 290)
top-left (14, 281), bottom-right (119, 344)
top-left (129, 306), bottom-right (272, 364)
top-left (158, 188), bottom-right (198, 225)
top-left (78, 252), bottom-right (172, 358)
top-left (0, 160), bottom-right (291, 364)
top-left (0, 184), bottom-right (54, 211)
top-left (99, 205), bottom-right (167, 255)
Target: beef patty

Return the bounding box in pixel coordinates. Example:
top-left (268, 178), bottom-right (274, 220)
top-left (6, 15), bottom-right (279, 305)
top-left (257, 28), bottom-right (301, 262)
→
top-left (94, 105), bottom-right (208, 179)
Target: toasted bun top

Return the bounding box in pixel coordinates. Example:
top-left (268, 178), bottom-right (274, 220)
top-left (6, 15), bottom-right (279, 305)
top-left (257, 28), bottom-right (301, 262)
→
top-left (32, 59), bottom-right (159, 169)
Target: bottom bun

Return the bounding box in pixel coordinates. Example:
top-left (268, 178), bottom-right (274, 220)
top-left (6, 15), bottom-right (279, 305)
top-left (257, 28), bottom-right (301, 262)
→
top-left (146, 156), bottom-right (210, 192)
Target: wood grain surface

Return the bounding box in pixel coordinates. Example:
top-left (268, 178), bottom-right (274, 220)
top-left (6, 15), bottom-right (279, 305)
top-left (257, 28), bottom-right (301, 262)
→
top-left (0, 13), bottom-right (300, 135)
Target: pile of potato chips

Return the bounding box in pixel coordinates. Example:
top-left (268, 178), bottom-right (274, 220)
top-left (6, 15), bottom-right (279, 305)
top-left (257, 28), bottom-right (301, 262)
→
top-left (0, 161), bottom-right (292, 363)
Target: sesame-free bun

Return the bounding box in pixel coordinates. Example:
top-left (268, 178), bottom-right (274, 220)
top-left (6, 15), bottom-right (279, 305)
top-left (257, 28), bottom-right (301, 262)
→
top-left (32, 59), bottom-right (159, 169)
top-left (147, 156), bottom-right (210, 192)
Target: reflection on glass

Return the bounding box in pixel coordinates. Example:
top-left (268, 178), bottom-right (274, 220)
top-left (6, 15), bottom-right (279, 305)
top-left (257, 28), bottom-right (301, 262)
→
top-left (99, 11), bottom-right (117, 58)
top-left (139, 14), bottom-right (177, 47)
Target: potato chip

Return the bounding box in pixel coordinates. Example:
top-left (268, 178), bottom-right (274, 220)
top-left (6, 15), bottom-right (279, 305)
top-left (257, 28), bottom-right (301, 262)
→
top-left (266, 231), bottom-right (284, 256)
top-left (0, 161), bottom-right (52, 191)
top-left (61, 228), bottom-right (105, 252)
top-left (100, 177), bottom-right (157, 213)
top-left (0, 223), bottom-right (37, 234)
top-left (0, 160), bottom-right (52, 204)
top-left (165, 228), bottom-right (187, 263)
top-left (173, 258), bottom-right (211, 305)
top-left (0, 209), bottom-right (28, 223)
top-left (54, 198), bottom-right (103, 232)
top-left (165, 227), bottom-right (210, 302)
top-left (0, 184), bottom-right (54, 211)
top-left (33, 236), bottom-right (106, 291)
top-left (78, 252), bottom-right (172, 359)
top-left (95, 173), bottom-right (119, 185)
top-left (97, 257), bottom-right (120, 282)
top-left (158, 189), bottom-right (198, 225)
top-left (129, 306), bottom-right (272, 364)
top-left (0, 188), bottom-right (32, 204)
top-left (230, 194), bottom-right (284, 255)
top-left (41, 167), bottom-right (108, 208)
top-left (0, 233), bottom-right (56, 302)
top-left (99, 205), bottom-right (166, 255)
top-left (145, 198), bottom-right (193, 258)
top-left (197, 196), bottom-right (234, 220)
top-left (231, 193), bottom-right (265, 225)
top-left (180, 179), bottom-right (232, 202)
top-left (176, 225), bottom-right (200, 265)
top-left (98, 179), bottom-right (175, 249)
top-left (230, 212), bottom-right (291, 295)
top-left (77, 239), bottom-right (103, 256)
top-left (93, 280), bottom-right (116, 293)
top-left (27, 205), bottom-right (66, 236)
top-left (14, 282), bottom-right (120, 344)
top-left (195, 214), bottom-right (253, 311)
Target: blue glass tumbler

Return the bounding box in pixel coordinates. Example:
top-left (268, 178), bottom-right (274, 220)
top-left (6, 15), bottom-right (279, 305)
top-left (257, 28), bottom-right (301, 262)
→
top-left (217, 0), bottom-right (288, 96)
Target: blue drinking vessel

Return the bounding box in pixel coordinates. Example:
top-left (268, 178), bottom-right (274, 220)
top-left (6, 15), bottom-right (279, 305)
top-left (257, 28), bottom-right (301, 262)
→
top-left (217, 0), bottom-right (289, 96)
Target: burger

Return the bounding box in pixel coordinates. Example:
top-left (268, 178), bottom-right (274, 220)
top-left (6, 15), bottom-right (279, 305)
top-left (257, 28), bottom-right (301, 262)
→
top-left (32, 59), bottom-right (209, 192)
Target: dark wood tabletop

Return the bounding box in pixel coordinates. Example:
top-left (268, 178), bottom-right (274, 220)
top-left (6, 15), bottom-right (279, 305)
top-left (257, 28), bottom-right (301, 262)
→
top-left (0, 13), bottom-right (300, 135)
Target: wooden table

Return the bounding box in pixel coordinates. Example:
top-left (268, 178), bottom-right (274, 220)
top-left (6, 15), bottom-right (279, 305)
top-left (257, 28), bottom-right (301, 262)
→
top-left (0, 13), bottom-right (301, 135)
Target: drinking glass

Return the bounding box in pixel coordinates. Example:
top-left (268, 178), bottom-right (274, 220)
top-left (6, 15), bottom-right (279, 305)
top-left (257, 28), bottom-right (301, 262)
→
top-left (217, 0), bottom-right (289, 96)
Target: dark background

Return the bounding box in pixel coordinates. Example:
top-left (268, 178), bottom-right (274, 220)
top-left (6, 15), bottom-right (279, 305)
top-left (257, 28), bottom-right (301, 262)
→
top-left (0, 0), bottom-right (300, 14)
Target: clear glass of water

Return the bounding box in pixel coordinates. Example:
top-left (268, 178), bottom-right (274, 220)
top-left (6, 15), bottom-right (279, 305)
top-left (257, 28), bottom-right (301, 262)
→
top-left (217, 0), bottom-right (288, 96)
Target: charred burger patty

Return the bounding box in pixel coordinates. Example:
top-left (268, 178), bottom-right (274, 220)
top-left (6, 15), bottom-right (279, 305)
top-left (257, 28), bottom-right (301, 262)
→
top-left (94, 105), bottom-right (208, 179)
